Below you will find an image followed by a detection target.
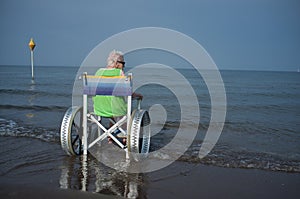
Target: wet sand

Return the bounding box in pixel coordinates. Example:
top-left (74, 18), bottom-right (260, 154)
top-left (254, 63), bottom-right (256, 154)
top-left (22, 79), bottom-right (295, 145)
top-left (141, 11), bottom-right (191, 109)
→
top-left (0, 183), bottom-right (119, 199)
top-left (0, 137), bottom-right (299, 199)
top-left (148, 162), bottom-right (300, 198)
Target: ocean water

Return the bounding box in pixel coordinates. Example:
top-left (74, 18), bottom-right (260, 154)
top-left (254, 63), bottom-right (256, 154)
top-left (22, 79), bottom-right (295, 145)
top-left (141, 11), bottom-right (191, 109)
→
top-left (0, 65), bottom-right (299, 173)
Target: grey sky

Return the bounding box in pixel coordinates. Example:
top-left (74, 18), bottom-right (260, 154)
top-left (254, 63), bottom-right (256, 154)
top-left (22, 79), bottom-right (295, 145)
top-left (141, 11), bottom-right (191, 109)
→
top-left (0, 0), bottom-right (299, 71)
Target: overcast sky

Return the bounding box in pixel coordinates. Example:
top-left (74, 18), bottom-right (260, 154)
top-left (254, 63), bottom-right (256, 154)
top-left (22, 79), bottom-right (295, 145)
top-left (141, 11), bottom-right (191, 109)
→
top-left (0, 0), bottom-right (299, 71)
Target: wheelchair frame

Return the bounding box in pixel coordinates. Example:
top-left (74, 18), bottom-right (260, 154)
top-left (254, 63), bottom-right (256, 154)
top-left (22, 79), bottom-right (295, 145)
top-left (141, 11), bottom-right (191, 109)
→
top-left (60, 72), bottom-right (151, 160)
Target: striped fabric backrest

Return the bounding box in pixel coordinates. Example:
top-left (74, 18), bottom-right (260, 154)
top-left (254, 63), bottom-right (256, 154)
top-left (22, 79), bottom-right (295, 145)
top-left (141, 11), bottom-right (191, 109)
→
top-left (82, 73), bottom-right (132, 96)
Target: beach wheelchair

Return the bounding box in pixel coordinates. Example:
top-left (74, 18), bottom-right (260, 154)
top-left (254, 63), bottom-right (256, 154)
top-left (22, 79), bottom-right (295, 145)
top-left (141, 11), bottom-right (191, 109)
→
top-left (60, 69), bottom-right (151, 159)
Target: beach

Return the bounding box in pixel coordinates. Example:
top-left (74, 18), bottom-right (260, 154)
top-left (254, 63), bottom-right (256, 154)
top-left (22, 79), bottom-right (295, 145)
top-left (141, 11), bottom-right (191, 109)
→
top-left (0, 137), bottom-right (299, 199)
top-left (0, 65), bottom-right (299, 198)
top-left (1, 0), bottom-right (300, 198)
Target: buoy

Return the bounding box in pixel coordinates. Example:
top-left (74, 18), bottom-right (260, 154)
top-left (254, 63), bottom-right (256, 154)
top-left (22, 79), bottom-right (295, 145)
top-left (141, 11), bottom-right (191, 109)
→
top-left (28, 38), bottom-right (36, 80)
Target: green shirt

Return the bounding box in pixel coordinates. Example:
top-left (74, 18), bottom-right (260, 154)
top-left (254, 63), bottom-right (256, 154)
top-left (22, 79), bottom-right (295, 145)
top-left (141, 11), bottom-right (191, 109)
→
top-left (92, 68), bottom-right (127, 117)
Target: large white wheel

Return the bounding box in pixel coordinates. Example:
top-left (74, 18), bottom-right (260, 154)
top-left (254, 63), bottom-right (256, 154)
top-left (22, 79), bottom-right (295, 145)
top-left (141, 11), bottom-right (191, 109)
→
top-left (128, 109), bottom-right (151, 160)
top-left (60, 106), bottom-right (83, 156)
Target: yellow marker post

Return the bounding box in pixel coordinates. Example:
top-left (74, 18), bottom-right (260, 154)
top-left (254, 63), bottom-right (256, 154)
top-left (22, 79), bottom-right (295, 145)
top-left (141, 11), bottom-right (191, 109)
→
top-left (28, 38), bottom-right (36, 80)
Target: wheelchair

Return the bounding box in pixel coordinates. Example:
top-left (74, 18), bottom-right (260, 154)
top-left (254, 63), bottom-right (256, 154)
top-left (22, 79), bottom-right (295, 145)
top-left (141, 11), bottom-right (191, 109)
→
top-left (60, 70), bottom-right (151, 160)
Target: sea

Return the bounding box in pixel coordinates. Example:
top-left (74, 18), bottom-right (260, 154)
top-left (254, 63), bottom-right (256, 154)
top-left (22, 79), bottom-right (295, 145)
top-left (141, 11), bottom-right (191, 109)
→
top-left (0, 65), bottom-right (299, 174)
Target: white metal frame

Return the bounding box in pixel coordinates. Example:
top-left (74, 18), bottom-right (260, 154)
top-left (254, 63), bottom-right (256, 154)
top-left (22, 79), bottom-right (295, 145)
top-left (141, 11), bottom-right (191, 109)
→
top-left (82, 72), bottom-right (133, 156)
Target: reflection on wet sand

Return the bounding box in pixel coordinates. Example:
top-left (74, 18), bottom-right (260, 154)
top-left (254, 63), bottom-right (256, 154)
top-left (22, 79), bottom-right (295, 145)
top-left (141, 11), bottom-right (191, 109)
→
top-left (59, 155), bottom-right (147, 198)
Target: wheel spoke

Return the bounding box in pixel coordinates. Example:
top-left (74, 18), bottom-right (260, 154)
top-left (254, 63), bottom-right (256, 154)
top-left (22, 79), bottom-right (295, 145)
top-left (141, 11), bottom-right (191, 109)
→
top-left (72, 123), bottom-right (80, 129)
top-left (72, 135), bottom-right (79, 145)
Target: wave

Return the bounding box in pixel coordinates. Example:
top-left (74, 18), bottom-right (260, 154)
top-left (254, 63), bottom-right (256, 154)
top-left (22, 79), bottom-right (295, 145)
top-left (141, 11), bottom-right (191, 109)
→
top-left (0, 118), bottom-right (59, 142)
top-left (0, 88), bottom-right (71, 98)
top-left (1, 117), bottom-right (299, 173)
top-left (148, 140), bottom-right (300, 173)
top-left (154, 120), bottom-right (208, 130)
top-left (179, 143), bottom-right (300, 173)
top-left (0, 104), bottom-right (68, 112)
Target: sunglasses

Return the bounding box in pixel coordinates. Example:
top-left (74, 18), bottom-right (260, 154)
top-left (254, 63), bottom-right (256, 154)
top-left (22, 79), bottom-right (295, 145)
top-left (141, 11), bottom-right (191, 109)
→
top-left (117, 61), bottom-right (125, 66)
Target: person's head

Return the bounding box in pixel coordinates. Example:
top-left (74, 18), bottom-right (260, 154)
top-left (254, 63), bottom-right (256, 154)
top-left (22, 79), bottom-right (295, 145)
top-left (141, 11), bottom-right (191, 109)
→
top-left (106, 50), bottom-right (125, 70)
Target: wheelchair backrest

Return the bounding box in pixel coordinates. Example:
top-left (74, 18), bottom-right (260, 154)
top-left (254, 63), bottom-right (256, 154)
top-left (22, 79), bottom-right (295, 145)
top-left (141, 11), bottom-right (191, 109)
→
top-left (82, 72), bottom-right (132, 96)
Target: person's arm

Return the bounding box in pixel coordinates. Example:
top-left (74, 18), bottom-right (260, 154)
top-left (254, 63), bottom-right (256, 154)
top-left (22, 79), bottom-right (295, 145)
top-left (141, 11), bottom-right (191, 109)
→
top-left (132, 92), bottom-right (143, 100)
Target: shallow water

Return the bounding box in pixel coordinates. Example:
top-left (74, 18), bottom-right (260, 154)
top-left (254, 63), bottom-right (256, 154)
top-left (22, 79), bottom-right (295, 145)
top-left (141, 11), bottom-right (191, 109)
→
top-left (0, 65), bottom-right (300, 173)
top-left (0, 136), bottom-right (148, 198)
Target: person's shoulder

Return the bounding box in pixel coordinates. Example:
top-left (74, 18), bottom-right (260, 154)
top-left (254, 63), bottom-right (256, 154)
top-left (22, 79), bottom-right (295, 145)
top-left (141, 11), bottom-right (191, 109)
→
top-left (95, 68), bottom-right (105, 75)
top-left (95, 68), bottom-right (122, 76)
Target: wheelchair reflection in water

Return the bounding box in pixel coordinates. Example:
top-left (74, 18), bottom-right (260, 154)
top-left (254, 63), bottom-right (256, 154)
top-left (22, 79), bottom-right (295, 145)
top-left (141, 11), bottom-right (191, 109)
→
top-left (59, 155), bottom-right (147, 198)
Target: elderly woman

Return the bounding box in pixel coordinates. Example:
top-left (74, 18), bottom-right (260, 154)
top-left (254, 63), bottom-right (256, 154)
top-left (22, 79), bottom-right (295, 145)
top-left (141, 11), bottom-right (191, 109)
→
top-left (93, 50), bottom-right (142, 143)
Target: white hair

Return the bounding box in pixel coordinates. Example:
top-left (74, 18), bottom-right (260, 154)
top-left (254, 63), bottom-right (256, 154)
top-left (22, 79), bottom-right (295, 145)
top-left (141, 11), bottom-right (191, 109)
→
top-left (107, 50), bottom-right (124, 67)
